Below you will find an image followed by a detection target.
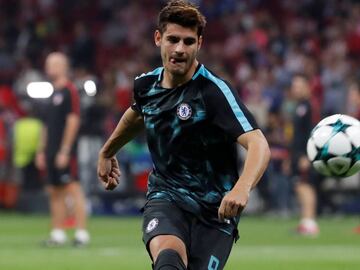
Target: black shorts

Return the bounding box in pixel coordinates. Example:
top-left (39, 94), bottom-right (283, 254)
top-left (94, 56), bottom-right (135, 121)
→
top-left (291, 153), bottom-right (318, 185)
top-left (46, 155), bottom-right (78, 186)
top-left (142, 199), bottom-right (235, 270)
top-left (21, 160), bottom-right (43, 190)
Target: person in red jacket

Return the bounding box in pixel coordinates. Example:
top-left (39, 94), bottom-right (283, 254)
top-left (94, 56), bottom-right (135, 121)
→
top-left (0, 85), bottom-right (24, 209)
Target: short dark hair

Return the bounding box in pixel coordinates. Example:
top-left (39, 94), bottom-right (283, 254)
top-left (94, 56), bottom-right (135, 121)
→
top-left (158, 0), bottom-right (206, 37)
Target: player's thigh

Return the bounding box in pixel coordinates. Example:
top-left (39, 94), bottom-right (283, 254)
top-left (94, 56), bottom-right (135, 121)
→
top-left (47, 185), bottom-right (65, 199)
top-left (142, 199), bottom-right (190, 263)
top-left (189, 222), bottom-right (235, 270)
top-left (64, 181), bottom-right (83, 196)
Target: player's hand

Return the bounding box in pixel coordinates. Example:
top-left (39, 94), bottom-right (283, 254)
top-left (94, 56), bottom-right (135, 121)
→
top-left (35, 151), bottom-right (46, 170)
top-left (218, 183), bottom-right (251, 222)
top-left (97, 155), bottom-right (121, 190)
top-left (55, 152), bottom-right (70, 169)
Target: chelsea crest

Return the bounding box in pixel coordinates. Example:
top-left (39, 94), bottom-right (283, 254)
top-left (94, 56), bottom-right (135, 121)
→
top-left (177, 103), bottom-right (192, 120)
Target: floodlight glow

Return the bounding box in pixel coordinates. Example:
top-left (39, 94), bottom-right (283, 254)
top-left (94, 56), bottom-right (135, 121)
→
top-left (84, 80), bottom-right (97, 96)
top-left (27, 82), bottom-right (54, 98)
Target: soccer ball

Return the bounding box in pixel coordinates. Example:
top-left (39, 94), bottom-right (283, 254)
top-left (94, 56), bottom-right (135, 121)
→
top-left (306, 114), bottom-right (360, 177)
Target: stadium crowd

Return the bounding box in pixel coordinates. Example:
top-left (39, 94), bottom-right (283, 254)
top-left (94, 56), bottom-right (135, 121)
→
top-left (0, 0), bottom-right (360, 216)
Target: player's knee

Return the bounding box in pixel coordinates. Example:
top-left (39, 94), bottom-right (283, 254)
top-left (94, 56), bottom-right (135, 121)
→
top-left (153, 249), bottom-right (187, 270)
top-left (48, 187), bottom-right (62, 198)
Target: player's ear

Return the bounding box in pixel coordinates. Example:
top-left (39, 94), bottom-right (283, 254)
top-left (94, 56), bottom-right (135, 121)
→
top-left (197, 35), bottom-right (203, 51)
top-left (154, 30), bottom-right (162, 47)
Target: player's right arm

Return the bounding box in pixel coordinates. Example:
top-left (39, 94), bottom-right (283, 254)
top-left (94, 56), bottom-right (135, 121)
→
top-left (97, 107), bottom-right (144, 190)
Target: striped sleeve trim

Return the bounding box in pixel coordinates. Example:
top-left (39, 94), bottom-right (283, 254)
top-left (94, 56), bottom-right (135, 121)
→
top-left (194, 65), bottom-right (253, 132)
top-left (135, 67), bottom-right (163, 81)
top-left (66, 82), bottom-right (80, 115)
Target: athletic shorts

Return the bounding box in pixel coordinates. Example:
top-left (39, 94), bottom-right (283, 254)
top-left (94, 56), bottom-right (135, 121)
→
top-left (291, 153), bottom-right (319, 185)
top-left (46, 155), bottom-right (78, 186)
top-left (142, 199), bottom-right (235, 270)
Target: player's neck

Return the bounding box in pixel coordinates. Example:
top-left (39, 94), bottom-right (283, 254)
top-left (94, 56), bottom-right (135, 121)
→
top-left (162, 60), bottom-right (198, 89)
top-left (52, 76), bottom-right (68, 90)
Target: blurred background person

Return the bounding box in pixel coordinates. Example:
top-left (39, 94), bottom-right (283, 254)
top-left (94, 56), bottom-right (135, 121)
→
top-left (0, 84), bottom-right (24, 209)
top-left (265, 107), bottom-right (292, 217)
top-left (347, 79), bottom-right (360, 120)
top-left (289, 74), bottom-right (320, 236)
top-left (35, 52), bottom-right (89, 246)
top-left (12, 98), bottom-right (46, 211)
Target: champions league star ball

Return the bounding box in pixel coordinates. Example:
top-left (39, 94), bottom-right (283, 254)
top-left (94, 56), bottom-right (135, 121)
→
top-left (306, 114), bottom-right (360, 177)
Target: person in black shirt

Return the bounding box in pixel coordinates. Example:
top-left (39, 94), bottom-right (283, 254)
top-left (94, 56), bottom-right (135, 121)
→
top-left (290, 74), bottom-right (319, 236)
top-left (97, 1), bottom-right (270, 269)
top-left (36, 52), bottom-right (89, 246)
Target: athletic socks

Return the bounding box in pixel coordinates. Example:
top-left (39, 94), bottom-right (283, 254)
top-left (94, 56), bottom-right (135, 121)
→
top-left (153, 249), bottom-right (187, 270)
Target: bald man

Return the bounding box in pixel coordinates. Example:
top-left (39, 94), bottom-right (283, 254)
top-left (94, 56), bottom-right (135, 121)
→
top-left (36, 52), bottom-right (90, 246)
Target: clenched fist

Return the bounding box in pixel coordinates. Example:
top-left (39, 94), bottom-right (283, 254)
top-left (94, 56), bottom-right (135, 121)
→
top-left (218, 183), bottom-right (251, 222)
top-left (97, 155), bottom-right (121, 190)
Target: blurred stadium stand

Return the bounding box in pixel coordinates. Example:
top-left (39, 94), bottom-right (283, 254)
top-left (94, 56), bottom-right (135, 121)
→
top-left (0, 0), bottom-right (359, 215)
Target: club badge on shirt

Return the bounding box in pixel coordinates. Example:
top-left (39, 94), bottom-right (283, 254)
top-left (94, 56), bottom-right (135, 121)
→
top-left (146, 218), bottom-right (159, 233)
top-left (177, 103), bottom-right (192, 120)
top-left (53, 93), bottom-right (63, 106)
top-left (296, 104), bottom-right (307, 117)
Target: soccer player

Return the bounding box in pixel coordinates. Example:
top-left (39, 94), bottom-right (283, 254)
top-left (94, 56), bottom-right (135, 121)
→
top-left (290, 74), bottom-right (319, 236)
top-left (97, 1), bottom-right (270, 269)
top-left (36, 52), bottom-right (90, 246)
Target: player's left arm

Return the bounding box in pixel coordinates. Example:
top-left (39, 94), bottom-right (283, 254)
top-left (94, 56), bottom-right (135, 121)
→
top-left (56, 87), bottom-right (81, 169)
top-left (218, 129), bottom-right (270, 221)
top-left (201, 77), bottom-right (270, 220)
top-left (60, 112), bottom-right (80, 154)
top-left (56, 112), bottom-right (80, 169)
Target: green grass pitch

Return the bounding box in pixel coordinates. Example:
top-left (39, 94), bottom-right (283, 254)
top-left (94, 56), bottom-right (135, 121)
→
top-left (0, 214), bottom-right (359, 270)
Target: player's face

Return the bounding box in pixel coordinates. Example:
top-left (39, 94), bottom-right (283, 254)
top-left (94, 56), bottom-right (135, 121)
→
top-left (291, 77), bottom-right (310, 100)
top-left (155, 23), bottom-right (202, 77)
top-left (349, 83), bottom-right (360, 106)
top-left (45, 54), bottom-right (68, 81)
